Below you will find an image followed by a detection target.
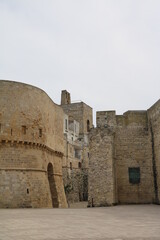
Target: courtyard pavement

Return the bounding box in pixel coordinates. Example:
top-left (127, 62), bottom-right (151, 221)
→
top-left (0, 204), bottom-right (160, 240)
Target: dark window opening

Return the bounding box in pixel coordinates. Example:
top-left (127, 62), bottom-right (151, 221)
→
top-left (27, 188), bottom-right (29, 194)
top-left (128, 167), bottom-right (140, 184)
top-left (39, 128), bottom-right (42, 137)
top-left (78, 162), bottom-right (82, 168)
top-left (87, 120), bottom-right (90, 132)
top-left (88, 152), bottom-right (89, 158)
top-left (65, 119), bottom-right (68, 130)
top-left (11, 129), bottom-right (12, 136)
top-left (22, 126), bottom-right (27, 135)
top-left (70, 162), bottom-right (72, 170)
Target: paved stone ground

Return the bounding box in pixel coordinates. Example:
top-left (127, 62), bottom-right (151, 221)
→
top-left (0, 204), bottom-right (160, 240)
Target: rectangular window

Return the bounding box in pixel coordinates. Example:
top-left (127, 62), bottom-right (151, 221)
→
top-left (75, 149), bottom-right (81, 159)
top-left (70, 162), bottom-right (72, 170)
top-left (39, 128), bottom-right (42, 137)
top-left (65, 119), bottom-right (68, 130)
top-left (22, 126), bottom-right (27, 135)
top-left (128, 167), bottom-right (140, 184)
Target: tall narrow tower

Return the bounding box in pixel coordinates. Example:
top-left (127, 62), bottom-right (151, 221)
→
top-left (61, 90), bottom-right (71, 105)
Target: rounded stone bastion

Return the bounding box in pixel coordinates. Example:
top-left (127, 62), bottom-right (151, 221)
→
top-left (0, 80), bottom-right (67, 208)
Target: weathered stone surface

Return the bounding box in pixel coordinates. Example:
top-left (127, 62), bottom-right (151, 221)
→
top-left (88, 105), bottom-right (160, 206)
top-left (147, 99), bottom-right (160, 204)
top-left (115, 111), bottom-right (154, 204)
top-left (88, 127), bottom-right (115, 207)
top-left (0, 80), bottom-right (67, 208)
top-left (61, 91), bottom-right (92, 203)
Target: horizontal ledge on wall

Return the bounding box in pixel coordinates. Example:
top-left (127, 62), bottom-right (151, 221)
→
top-left (62, 166), bottom-right (89, 170)
top-left (0, 168), bottom-right (46, 172)
top-left (0, 168), bottom-right (62, 176)
top-left (0, 139), bottom-right (63, 157)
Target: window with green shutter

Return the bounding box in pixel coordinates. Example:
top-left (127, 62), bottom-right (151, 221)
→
top-left (128, 167), bottom-right (140, 184)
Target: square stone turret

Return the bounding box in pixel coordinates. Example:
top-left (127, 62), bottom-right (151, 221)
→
top-left (61, 90), bottom-right (71, 105)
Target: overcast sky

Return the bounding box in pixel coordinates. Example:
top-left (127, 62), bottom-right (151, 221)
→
top-left (1, 0), bottom-right (160, 124)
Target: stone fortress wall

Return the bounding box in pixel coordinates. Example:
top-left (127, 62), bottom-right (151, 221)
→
top-left (147, 100), bottom-right (160, 202)
top-left (88, 102), bottom-right (160, 207)
top-left (115, 111), bottom-right (154, 204)
top-left (0, 81), bottom-right (67, 208)
top-left (0, 80), bottom-right (159, 208)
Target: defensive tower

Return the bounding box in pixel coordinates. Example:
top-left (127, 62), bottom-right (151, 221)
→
top-left (0, 80), bottom-right (67, 208)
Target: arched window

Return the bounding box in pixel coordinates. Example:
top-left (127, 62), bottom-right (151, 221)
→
top-left (87, 120), bottom-right (90, 132)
